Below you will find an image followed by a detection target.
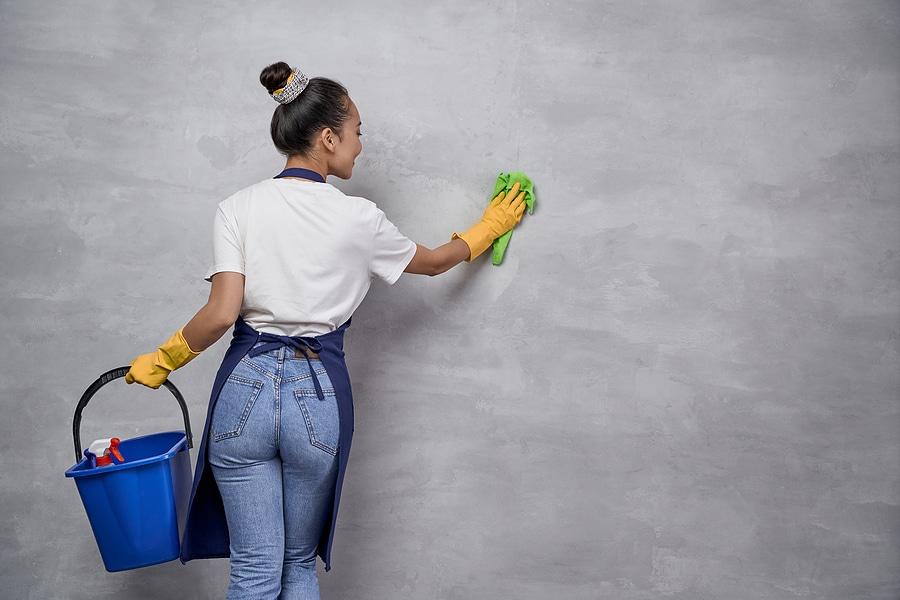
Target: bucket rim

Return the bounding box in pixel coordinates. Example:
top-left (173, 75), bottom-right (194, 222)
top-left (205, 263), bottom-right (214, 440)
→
top-left (65, 431), bottom-right (187, 478)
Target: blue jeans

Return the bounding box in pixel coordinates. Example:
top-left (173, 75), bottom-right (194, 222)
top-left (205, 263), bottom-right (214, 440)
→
top-left (209, 343), bottom-right (340, 600)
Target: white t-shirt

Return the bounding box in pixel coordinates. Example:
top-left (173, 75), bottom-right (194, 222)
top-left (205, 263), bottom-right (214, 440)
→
top-left (206, 178), bottom-right (417, 337)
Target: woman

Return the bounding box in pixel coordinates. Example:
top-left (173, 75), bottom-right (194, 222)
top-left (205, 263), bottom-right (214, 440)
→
top-left (125, 61), bottom-right (526, 599)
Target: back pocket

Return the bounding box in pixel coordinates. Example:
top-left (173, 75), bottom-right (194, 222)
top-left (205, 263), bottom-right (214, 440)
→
top-left (294, 389), bottom-right (340, 455)
top-left (212, 375), bottom-right (264, 441)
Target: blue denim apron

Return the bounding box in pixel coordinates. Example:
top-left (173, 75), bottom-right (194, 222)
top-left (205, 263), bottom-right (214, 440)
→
top-left (179, 316), bottom-right (354, 572)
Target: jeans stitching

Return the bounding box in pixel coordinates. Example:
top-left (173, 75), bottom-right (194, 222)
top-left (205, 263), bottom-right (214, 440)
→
top-left (282, 365), bottom-right (328, 384)
top-left (238, 356), bottom-right (277, 380)
top-left (274, 349), bottom-right (283, 450)
top-left (294, 387), bottom-right (336, 397)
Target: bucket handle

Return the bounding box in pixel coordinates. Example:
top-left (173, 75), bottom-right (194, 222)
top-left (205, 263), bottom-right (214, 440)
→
top-left (72, 366), bottom-right (193, 462)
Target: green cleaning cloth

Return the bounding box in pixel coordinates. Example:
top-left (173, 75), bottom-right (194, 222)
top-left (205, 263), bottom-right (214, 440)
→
top-left (491, 172), bottom-right (536, 265)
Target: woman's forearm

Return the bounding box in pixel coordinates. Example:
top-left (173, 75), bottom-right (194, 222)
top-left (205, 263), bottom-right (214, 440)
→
top-left (182, 271), bottom-right (245, 351)
top-left (404, 239), bottom-right (471, 276)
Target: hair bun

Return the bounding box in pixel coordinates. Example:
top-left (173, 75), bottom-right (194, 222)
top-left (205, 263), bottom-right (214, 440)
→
top-left (260, 62), bottom-right (293, 94)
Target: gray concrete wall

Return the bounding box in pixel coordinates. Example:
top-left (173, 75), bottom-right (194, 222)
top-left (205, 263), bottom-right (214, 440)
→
top-left (2, 1), bottom-right (898, 599)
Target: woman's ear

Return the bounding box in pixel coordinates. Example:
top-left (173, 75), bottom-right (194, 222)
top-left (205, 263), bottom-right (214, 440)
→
top-left (319, 127), bottom-right (337, 152)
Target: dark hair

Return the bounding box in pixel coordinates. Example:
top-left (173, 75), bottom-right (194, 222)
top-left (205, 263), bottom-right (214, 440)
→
top-left (260, 61), bottom-right (351, 157)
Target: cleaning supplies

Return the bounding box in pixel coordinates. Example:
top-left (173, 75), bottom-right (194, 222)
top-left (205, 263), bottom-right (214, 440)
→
top-left (87, 438), bottom-right (124, 467)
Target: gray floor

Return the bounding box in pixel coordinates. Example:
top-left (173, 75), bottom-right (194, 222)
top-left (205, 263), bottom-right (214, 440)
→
top-left (1, 1), bottom-right (898, 599)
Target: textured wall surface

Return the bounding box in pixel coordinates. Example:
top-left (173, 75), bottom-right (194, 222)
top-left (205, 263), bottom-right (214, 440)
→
top-left (1, 1), bottom-right (898, 599)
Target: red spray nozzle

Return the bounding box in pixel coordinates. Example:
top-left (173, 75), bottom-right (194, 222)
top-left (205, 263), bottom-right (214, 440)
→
top-left (108, 438), bottom-right (124, 463)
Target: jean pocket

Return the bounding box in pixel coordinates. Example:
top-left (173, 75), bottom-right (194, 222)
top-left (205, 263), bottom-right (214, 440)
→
top-left (212, 375), bottom-right (264, 441)
top-left (294, 389), bottom-right (340, 456)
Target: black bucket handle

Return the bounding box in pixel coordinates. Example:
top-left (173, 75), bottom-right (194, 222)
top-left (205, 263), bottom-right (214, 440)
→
top-left (72, 366), bottom-right (193, 462)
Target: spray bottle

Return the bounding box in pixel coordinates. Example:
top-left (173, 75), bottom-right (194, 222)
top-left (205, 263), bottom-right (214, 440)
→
top-left (86, 438), bottom-right (124, 467)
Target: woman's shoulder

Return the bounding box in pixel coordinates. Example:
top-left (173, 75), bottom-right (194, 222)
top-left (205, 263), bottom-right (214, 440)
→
top-left (218, 177), bottom-right (322, 207)
top-left (218, 177), bottom-right (274, 204)
top-left (219, 178), bottom-right (385, 218)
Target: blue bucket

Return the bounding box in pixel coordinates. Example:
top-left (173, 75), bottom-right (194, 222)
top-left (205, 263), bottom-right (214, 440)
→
top-left (65, 367), bottom-right (194, 572)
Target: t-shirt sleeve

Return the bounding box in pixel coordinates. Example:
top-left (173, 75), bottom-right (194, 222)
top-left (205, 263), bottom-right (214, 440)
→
top-left (205, 201), bottom-right (246, 281)
top-left (370, 209), bottom-right (417, 284)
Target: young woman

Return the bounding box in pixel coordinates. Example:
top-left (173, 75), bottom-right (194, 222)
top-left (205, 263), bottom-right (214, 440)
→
top-left (125, 61), bottom-right (525, 599)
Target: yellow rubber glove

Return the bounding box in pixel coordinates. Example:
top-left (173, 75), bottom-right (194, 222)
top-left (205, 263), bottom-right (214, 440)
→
top-left (125, 328), bottom-right (200, 389)
top-left (452, 182), bottom-right (527, 261)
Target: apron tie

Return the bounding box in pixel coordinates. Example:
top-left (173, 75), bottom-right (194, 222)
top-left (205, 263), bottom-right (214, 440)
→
top-left (249, 332), bottom-right (326, 400)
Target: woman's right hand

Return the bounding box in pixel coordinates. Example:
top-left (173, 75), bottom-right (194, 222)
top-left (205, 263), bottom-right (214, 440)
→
top-left (452, 182), bottom-right (527, 261)
top-left (479, 182), bottom-right (527, 238)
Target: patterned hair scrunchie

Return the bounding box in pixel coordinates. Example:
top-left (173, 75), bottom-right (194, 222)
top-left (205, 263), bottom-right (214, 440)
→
top-left (270, 69), bottom-right (309, 104)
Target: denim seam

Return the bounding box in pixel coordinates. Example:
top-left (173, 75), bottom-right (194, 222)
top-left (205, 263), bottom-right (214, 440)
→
top-left (294, 387), bottom-right (336, 397)
top-left (274, 349), bottom-right (284, 450)
top-left (239, 356), bottom-right (278, 380)
top-left (281, 365), bottom-right (328, 385)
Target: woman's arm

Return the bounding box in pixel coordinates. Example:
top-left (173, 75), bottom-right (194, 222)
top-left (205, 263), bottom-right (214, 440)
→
top-left (182, 271), bottom-right (245, 351)
top-left (405, 182), bottom-right (526, 276)
top-left (404, 239), bottom-right (471, 276)
top-left (126, 271), bottom-right (244, 388)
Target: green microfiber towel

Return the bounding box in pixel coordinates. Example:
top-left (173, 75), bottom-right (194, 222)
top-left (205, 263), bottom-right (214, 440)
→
top-left (491, 172), bottom-right (535, 265)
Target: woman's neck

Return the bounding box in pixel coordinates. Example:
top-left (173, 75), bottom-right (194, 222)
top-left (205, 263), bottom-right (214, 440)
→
top-left (283, 156), bottom-right (327, 180)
